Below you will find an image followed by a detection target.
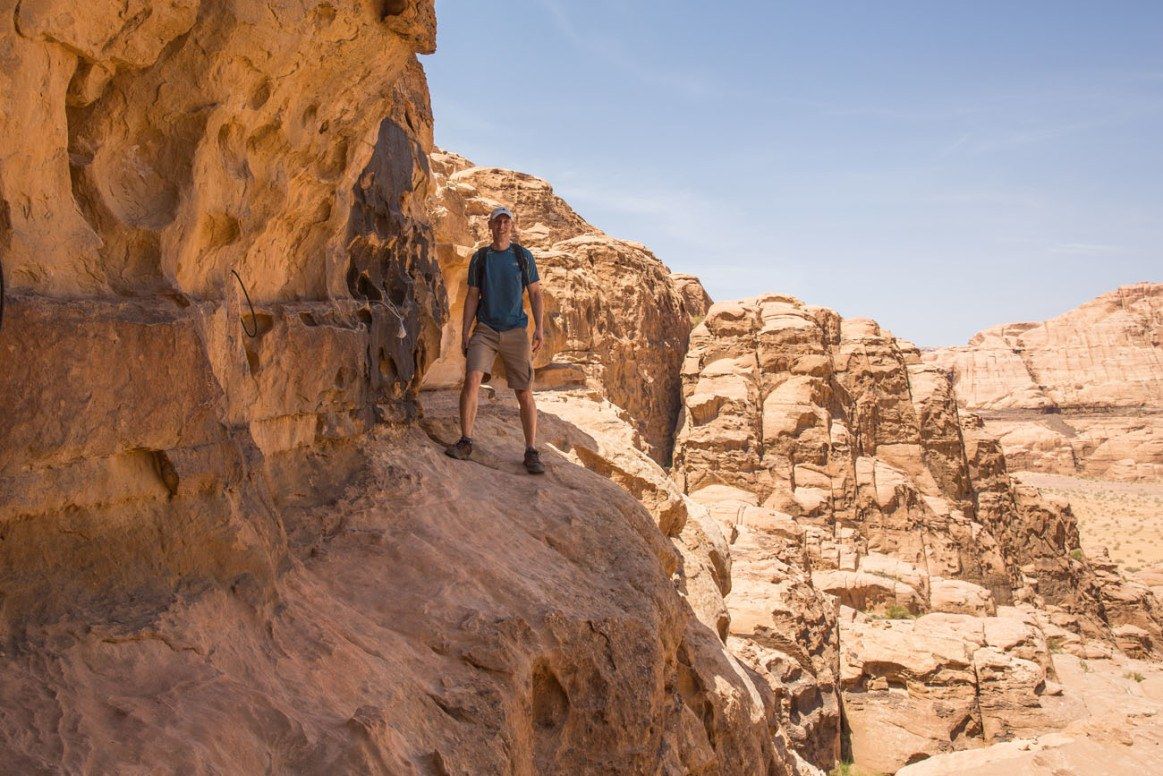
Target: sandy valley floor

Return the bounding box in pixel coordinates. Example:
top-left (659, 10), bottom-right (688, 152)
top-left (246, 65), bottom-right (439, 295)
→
top-left (1016, 472), bottom-right (1163, 572)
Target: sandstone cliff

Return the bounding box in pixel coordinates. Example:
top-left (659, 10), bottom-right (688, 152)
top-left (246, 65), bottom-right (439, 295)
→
top-left (0, 3), bottom-right (797, 773)
top-left (2, 0), bottom-right (442, 643)
top-left (926, 283), bottom-right (1163, 482)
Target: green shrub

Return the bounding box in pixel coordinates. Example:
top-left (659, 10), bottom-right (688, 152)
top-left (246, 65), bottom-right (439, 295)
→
top-left (883, 603), bottom-right (916, 620)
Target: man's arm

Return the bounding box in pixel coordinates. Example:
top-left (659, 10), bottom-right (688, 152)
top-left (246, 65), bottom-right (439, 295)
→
top-left (527, 281), bottom-right (544, 353)
top-left (462, 287), bottom-right (480, 355)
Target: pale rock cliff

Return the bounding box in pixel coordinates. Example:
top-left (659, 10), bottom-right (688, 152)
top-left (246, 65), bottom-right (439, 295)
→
top-left (671, 293), bottom-right (1163, 770)
top-left (926, 283), bottom-right (1163, 481)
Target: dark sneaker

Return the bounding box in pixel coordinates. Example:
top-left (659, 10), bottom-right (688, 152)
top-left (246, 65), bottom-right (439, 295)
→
top-left (523, 448), bottom-right (545, 474)
top-left (445, 437), bottom-right (473, 460)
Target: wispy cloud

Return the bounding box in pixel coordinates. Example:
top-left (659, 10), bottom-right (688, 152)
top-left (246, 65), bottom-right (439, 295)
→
top-left (964, 114), bottom-right (1137, 154)
top-left (936, 131), bottom-right (973, 159)
top-left (1049, 242), bottom-right (1125, 256)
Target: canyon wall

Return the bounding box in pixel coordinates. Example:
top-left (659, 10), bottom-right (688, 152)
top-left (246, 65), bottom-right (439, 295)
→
top-left (670, 294), bottom-right (1163, 771)
top-left (926, 283), bottom-right (1163, 481)
top-left (3, 3), bottom-right (1160, 772)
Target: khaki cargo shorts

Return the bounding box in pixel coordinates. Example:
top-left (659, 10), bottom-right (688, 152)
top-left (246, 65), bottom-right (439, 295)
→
top-left (466, 323), bottom-right (534, 390)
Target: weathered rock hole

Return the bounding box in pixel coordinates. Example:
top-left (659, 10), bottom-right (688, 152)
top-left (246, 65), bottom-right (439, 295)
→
top-left (386, 274), bottom-right (408, 307)
top-left (246, 123), bottom-right (282, 155)
top-left (165, 291), bottom-right (192, 308)
top-left (299, 312), bottom-right (318, 327)
top-left (200, 211), bottom-right (241, 250)
top-left (244, 344), bottom-right (261, 374)
top-left (357, 308), bottom-right (373, 327)
top-left (244, 312), bottom-right (275, 338)
top-left (249, 79), bottom-right (272, 110)
top-left (531, 663), bottom-right (568, 730)
top-left (317, 203), bottom-right (334, 227)
top-left (379, 0), bottom-right (408, 19)
top-left (356, 274), bottom-right (383, 301)
top-left (313, 3), bottom-right (337, 26)
top-left (318, 137), bottom-right (349, 181)
top-left (147, 450), bottom-right (180, 497)
top-left (379, 350), bottom-right (397, 382)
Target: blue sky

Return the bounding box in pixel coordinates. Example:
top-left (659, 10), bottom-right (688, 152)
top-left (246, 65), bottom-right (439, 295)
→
top-left (424, 1), bottom-right (1162, 345)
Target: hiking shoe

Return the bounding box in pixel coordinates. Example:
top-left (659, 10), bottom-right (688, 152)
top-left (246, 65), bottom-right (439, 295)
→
top-left (445, 437), bottom-right (473, 460)
top-left (523, 448), bottom-right (545, 474)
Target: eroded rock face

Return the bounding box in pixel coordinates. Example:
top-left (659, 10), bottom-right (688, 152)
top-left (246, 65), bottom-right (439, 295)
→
top-left (529, 390), bottom-right (802, 773)
top-left (693, 485), bottom-right (842, 770)
top-left (0, 0), bottom-right (442, 630)
top-left (926, 283), bottom-right (1163, 481)
top-left (896, 650), bottom-right (1163, 776)
top-left (840, 606), bottom-right (1063, 773)
top-left (671, 273), bottom-right (714, 320)
top-left (673, 297), bottom-right (1013, 603)
top-left (3, 403), bottom-right (803, 773)
top-left (671, 293), bottom-right (1163, 768)
top-left (423, 149), bottom-right (692, 464)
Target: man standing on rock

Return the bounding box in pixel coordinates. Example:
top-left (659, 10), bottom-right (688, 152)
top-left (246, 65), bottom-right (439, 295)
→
top-left (445, 206), bottom-right (545, 474)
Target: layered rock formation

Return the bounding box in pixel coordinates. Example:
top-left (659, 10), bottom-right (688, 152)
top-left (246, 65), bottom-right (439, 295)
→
top-left (927, 283), bottom-right (1163, 481)
top-left (424, 149), bottom-right (691, 464)
top-left (671, 294), bottom-right (1163, 770)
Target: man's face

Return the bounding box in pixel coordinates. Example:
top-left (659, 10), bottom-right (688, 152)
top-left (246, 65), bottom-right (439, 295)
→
top-left (489, 214), bottom-right (513, 243)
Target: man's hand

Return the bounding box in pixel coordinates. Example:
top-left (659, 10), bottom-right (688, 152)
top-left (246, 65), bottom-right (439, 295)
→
top-left (532, 328), bottom-right (544, 354)
top-left (462, 331), bottom-right (471, 356)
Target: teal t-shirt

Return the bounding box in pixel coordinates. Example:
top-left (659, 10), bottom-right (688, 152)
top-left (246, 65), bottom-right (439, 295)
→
top-left (468, 245), bottom-right (540, 331)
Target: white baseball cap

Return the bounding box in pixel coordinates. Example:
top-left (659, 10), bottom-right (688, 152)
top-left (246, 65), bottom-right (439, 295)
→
top-left (488, 206), bottom-right (514, 222)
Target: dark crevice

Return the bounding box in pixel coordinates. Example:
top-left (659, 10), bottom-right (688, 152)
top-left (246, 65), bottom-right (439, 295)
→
top-left (379, 0), bottom-right (408, 19)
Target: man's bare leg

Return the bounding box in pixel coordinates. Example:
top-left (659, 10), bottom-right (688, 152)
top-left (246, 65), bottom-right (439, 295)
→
top-left (460, 370), bottom-right (485, 439)
top-left (515, 388), bottom-right (537, 448)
